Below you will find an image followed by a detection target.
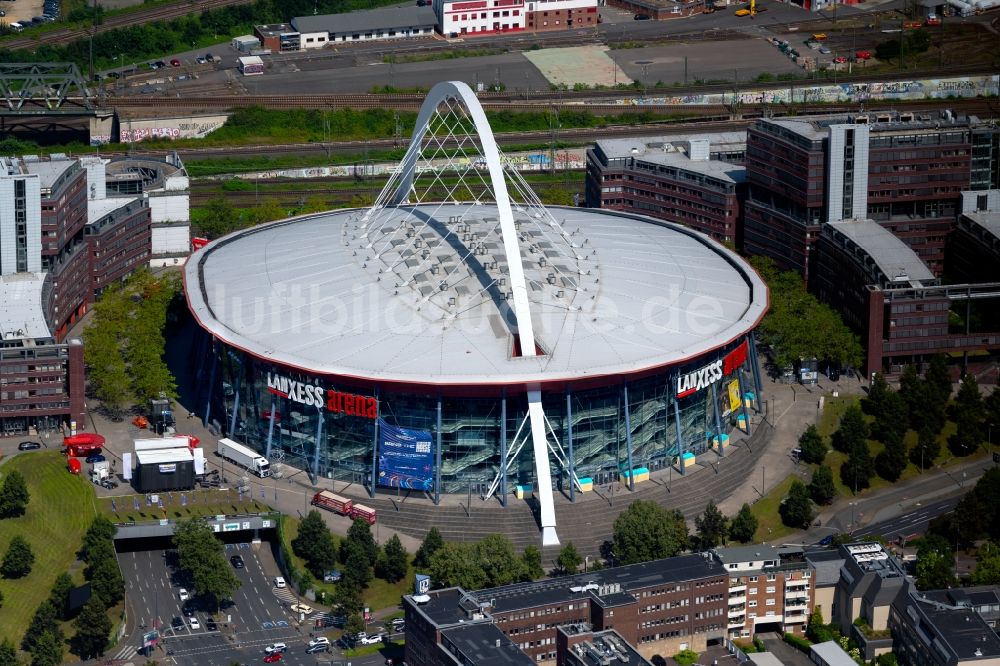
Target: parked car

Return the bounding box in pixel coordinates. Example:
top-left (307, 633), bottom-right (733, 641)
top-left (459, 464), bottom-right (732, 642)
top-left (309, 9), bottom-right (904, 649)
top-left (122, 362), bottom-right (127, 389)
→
top-left (18, 441), bottom-right (41, 451)
top-left (196, 56), bottom-right (207, 64)
top-left (189, 617), bottom-right (201, 630)
top-left (307, 643), bottom-right (331, 654)
top-left (178, 588), bottom-right (189, 601)
top-left (855, 50), bottom-right (871, 60)
top-left (86, 454), bottom-right (106, 463)
top-left (308, 637), bottom-right (330, 648)
top-left (265, 643), bottom-right (288, 654)
top-left (170, 58), bottom-right (181, 67)
top-left (833, 56), bottom-right (847, 63)
top-left (360, 634), bottom-right (384, 646)
top-left (264, 654), bottom-right (282, 663)
top-left (633, 12), bottom-right (650, 19)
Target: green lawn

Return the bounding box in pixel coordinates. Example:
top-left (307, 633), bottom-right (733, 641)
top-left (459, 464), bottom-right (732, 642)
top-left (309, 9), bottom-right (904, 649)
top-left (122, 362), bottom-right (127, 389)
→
top-left (0, 451), bottom-right (96, 645)
top-left (280, 515), bottom-right (413, 614)
top-left (813, 395), bottom-right (984, 499)
top-left (97, 489), bottom-right (273, 522)
top-left (750, 474), bottom-right (799, 543)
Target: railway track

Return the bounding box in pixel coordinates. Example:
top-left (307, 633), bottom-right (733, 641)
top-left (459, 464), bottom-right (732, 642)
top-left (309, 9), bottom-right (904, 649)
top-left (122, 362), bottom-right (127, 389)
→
top-left (1, 0), bottom-right (251, 50)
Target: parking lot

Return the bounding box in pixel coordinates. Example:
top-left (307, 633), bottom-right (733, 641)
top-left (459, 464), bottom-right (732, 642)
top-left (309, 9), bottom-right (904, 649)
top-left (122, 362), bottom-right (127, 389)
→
top-left (115, 541), bottom-right (339, 665)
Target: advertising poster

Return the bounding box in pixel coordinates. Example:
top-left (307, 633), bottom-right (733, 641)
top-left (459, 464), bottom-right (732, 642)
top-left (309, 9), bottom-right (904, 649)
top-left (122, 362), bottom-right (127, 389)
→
top-left (378, 419), bottom-right (434, 491)
top-left (728, 380), bottom-right (742, 413)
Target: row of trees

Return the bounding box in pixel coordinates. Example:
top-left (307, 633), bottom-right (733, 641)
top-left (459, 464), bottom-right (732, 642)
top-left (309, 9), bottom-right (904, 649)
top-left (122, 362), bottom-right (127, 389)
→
top-left (17, 516), bottom-right (125, 665)
top-left (82, 270), bottom-right (181, 419)
top-left (750, 256), bottom-right (863, 371)
top-left (174, 519), bottom-right (241, 610)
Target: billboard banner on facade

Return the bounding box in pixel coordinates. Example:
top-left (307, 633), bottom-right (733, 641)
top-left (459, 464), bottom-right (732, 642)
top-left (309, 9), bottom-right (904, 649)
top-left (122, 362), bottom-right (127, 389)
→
top-left (727, 380), bottom-right (742, 413)
top-left (377, 420), bottom-right (434, 491)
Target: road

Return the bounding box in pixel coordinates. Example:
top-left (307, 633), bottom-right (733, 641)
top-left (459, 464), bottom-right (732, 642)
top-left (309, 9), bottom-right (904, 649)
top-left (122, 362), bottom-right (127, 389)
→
top-left (852, 496), bottom-right (961, 540)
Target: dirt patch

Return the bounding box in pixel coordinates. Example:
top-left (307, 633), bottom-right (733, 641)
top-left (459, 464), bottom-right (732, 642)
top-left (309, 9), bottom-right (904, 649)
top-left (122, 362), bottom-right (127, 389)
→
top-left (523, 45), bottom-right (632, 87)
top-left (3, 0), bottom-right (47, 24)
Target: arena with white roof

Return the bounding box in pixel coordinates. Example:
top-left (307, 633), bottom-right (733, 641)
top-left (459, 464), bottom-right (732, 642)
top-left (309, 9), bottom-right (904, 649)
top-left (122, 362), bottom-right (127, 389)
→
top-left (185, 82), bottom-right (767, 543)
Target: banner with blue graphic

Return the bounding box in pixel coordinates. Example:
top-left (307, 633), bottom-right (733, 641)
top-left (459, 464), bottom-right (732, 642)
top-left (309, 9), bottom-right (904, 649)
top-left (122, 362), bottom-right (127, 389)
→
top-left (378, 419), bottom-right (434, 491)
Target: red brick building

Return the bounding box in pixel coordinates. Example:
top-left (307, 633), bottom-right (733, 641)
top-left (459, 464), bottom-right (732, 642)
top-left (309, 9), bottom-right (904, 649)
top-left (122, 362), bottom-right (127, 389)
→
top-left (586, 133), bottom-right (747, 247)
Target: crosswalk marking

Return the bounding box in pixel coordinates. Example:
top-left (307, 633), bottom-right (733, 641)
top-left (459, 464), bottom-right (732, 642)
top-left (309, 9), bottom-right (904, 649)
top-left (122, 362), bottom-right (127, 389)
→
top-left (272, 586), bottom-right (296, 603)
top-left (111, 644), bottom-right (138, 660)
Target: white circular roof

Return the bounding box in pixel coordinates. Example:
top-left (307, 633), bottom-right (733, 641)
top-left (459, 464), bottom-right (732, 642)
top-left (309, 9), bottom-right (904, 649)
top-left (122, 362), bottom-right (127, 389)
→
top-left (185, 205), bottom-right (767, 386)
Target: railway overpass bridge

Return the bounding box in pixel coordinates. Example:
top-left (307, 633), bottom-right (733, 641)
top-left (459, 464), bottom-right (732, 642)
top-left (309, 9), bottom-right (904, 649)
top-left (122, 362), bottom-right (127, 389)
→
top-left (0, 62), bottom-right (113, 144)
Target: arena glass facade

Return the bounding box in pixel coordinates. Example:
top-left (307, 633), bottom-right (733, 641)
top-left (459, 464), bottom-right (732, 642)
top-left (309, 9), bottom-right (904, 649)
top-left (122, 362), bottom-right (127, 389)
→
top-left (196, 333), bottom-right (762, 496)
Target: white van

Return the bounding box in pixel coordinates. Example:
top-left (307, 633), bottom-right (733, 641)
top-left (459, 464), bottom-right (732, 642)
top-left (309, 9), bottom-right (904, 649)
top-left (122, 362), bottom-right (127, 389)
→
top-left (9, 23), bottom-right (23, 32)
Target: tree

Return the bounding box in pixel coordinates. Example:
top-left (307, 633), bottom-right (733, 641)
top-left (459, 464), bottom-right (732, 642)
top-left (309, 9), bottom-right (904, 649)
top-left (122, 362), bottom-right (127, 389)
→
top-left (71, 597), bottom-right (112, 659)
top-left (428, 542), bottom-right (486, 590)
top-left (22, 601), bottom-right (60, 652)
top-left (0, 638), bottom-right (17, 666)
top-left (522, 545), bottom-right (544, 581)
top-left (832, 405), bottom-right (869, 454)
top-left (728, 504), bottom-right (758, 544)
top-left (0, 470), bottom-right (30, 518)
top-left (694, 500), bottom-right (728, 549)
top-left (806, 607), bottom-right (834, 643)
top-left (808, 465), bottom-right (836, 505)
top-left (414, 527), bottom-right (443, 570)
top-left (971, 542), bottom-right (1000, 585)
top-left (341, 539), bottom-right (372, 590)
top-left (867, 374), bottom-right (907, 445)
top-left (612, 500), bottom-right (689, 565)
top-left (910, 427), bottom-right (940, 470)
top-left (476, 534), bottom-right (525, 587)
top-left (749, 256), bottom-right (863, 370)
top-left (557, 543), bottom-right (582, 575)
top-left (377, 535), bottom-right (409, 584)
top-left (915, 534), bottom-right (956, 590)
top-left (924, 355), bottom-right (953, 405)
top-left (840, 440), bottom-right (875, 493)
top-left (89, 557), bottom-right (125, 608)
top-left (797, 425), bottom-right (827, 465)
top-left (345, 613), bottom-right (365, 637)
top-left (1, 536), bottom-right (34, 579)
top-left (875, 432), bottom-right (908, 483)
top-left (915, 549), bottom-right (955, 590)
top-left (29, 630), bottom-right (62, 666)
top-left (330, 578), bottom-right (363, 618)
top-left (172, 518), bottom-right (241, 609)
top-left (863, 373), bottom-right (892, 418)
top-left (292, 510), bottom-right (338, 578)
top-left (80, 515), bottom-right (117, 562)
top-left (48, 572), bottom-right (74, 620)
top-left (779, 480), bottom-right (814, 529)
top-left (949, 375), bottom-right (984, 456)
top-left (197, 196), bottom-right (242, 239)
top-left (344, 518), bottom-right (378, 567)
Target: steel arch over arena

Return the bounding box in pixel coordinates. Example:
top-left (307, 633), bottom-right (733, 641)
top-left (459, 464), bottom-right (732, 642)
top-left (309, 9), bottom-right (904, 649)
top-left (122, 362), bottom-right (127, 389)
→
top-left (185, 82), bottom-right (768, 544)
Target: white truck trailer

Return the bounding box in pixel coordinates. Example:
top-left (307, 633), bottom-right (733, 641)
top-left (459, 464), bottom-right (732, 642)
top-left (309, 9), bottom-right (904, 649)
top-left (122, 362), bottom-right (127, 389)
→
top-left (216, 438), bottom-right (271, 477)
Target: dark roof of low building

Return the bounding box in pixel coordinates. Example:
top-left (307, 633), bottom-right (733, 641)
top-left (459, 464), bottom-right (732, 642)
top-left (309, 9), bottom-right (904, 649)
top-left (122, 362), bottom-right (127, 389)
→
top-left (440, 623), bottom-right (534, 666)
top-left (804, 549), bottom-right (846, 587)
top-left (407, 588), bottom-right (481, 627)
top-left (476, 553), bottom-right (724, 613)
top-left (917, 603), bottom-right (1000, 660)
top-left (292, 5), bottom-right (436, 34)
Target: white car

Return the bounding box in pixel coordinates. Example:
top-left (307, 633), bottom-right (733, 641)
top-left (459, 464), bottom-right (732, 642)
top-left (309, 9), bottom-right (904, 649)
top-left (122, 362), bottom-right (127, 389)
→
top-left (290, 603), bottom-right (313, 615)
top-left (265, 643), bottom-right (288, 654)
top-left (308, 637), bottom-right (330, 648)
top-left (178, 588), bottom-right (189, 601)
top-left (274, 576), bottom-right (286, 588)
top-left (189, 617), bottom-right (201, 630)
top-left (360, 634), bottom-right (384, 645)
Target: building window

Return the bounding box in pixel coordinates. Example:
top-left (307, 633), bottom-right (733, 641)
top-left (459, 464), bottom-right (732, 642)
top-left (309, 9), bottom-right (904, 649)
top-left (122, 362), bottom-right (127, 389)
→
top-left (766, 587), bottom-right (775, 593)
top-left (766, 599), bottom-right (776, 606)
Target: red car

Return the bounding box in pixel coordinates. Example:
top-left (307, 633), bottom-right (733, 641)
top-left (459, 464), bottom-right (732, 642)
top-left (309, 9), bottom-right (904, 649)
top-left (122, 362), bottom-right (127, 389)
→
top-left (170, 58), bottom-right (181, 67)
top-left (264, 654), bottom-right (282, 663)
top-left (833, 56), bottom-right (847, 64)
top-left (856, 50), bottom-right (871, 60)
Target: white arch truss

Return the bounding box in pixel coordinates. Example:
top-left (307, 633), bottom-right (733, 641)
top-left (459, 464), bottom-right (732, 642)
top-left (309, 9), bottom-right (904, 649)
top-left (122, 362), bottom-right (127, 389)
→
top-left (358, 80), bottom-right (585, 546)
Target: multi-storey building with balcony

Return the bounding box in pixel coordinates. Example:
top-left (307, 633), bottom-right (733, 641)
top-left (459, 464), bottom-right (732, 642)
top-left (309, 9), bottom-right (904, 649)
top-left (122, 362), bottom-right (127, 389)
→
top-left (711, 544), bottom-right (813, 640)
top-left (744, 111), bottom-right (997, 282)
top-left (406, 553), bottom-right (731, 665)
top-left (585, 133), bottom-right (746, 247)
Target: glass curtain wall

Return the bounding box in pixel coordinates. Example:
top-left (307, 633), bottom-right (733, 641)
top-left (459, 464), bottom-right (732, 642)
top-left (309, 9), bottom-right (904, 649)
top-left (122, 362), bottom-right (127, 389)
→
top-left (207, 336), bottom-right (754, 493)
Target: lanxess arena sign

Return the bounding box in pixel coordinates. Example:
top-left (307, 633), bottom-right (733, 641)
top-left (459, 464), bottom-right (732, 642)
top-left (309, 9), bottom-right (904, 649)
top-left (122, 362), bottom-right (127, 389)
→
top-left (266, 373), bottom-right (377, 419)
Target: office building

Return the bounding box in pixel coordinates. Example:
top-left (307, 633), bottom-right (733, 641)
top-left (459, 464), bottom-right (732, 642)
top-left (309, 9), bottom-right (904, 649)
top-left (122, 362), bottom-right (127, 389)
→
top-left (586, 133), bottom-right (746, 246)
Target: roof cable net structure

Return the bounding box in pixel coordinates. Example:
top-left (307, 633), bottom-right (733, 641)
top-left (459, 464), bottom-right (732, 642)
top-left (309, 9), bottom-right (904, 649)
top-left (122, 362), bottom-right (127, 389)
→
top-left (351, 81), bottom-right (599, 545)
